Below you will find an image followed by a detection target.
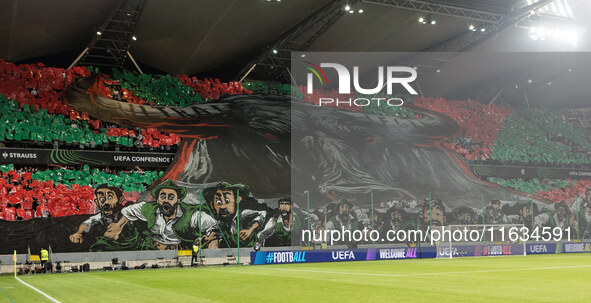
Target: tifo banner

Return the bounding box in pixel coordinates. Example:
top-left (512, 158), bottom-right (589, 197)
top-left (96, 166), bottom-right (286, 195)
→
top-left (3, 53), bottom-right (591, 255)
top-left (436, 244), bottom-right (526, 258)
top-left (251, 246), bottom-right (437, 265)
top-left (0, 148), bottom-right (174, 167)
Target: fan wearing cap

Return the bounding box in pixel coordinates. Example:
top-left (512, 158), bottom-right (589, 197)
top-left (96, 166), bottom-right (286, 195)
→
top-left (323, 200), bottom-right (362, 247)
top-left (386, 206), bottom-right (413, 234)
top-left (507, 200), bottom-right (549, 228)
top-left (104, 180), bottom-right (218, 250)
top-left (450, 205), bottom-right (477, 225)
top-left (481, 200), bottom-right (508, 225)
top-left (544, 201), bottom-right (576, 231)
top-left (203, 182), bottom-right (267, 248)
top-left (255, 197), bottom-right (306, 250)
top-left (325, 200), bottom-right (361, 233)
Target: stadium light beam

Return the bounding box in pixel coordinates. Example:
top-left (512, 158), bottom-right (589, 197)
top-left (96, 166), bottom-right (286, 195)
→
top-left (528, 24), bottom-right (582, 46)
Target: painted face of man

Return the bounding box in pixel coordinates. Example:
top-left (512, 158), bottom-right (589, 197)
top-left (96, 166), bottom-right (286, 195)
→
top-left (338, 204), bottom-right (350, 218)
top-left (556, 206), bottom-right (566, 220)
top-left (95, 188), bottom-right (120, 217)
top-left (490, 202), bottom-right (501, 218)
top-left (158, 188), bottom-right (179, 217)
top-left (424, 205), bottom-right (445, 225)
top-left (390, 210), bottom-right (402, 226)
top-left (279, 200), bottom-right (291, 217)
top-left (521, 205), bottom-right (531, 218)
top-left (213, 189), bottom-right (239, 219)
top-left (458, 211), bottom-right (472, 224)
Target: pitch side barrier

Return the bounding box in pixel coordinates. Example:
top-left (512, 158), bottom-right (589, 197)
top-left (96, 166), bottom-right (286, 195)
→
top-left (438, 241), bottom-right (591, 258)
top-left (251, 246), bottom-right (437, 265)
top-left (250, 241), bottom-right (591, 265)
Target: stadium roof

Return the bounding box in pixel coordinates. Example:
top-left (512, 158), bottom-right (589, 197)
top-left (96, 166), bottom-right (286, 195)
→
top-left (1, 0), bottom-right (591, 106)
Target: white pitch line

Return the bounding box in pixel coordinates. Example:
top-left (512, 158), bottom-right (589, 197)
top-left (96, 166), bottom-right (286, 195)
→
top-left (267, 264), bottom-right (591, 278)
top-left (267, 268), bottom-right (409, 277)
top-left (15, 277), bottom-right (61, 303)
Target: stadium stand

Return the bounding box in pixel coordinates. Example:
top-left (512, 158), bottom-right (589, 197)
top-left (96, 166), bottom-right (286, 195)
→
top-left (487, 177), bottom-right (572, 194)
top-left (409, 97), bottom-right (591, 166)
top-left (0, 61), bottom-right (179, 222)
top-left (94, 69), bottom-right (254, 107)
top-left (562, 107), bottom-right (591, 143)
top-left (490, 109), bottom-right (591, 166)
top-left (414, 97), bottom-right (513, 161)
top-left (0, 61), bottom-right (181, 150)
top-left (243, 81), bottom-right (301, 97)
top-left (177, 75), bottom-right (252, 101)
top-left (488, 177), bottom-right (591, 202)
top-left (0, 164), bottom-right (161, 221)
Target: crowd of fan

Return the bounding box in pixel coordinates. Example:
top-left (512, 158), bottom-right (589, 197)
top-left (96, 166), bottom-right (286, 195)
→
top-left (103, 125), bottom-right (180, 151)
top-left (0, 95), bottom-right (178, 151)
top-left (243, 81), bottom-right (300, 97)
top-left (411, 98), bottom-right (591, 167)
top-left (96, 75), bottom-right (150, 105)
top-left (490, 109), bottom-right (591, 166)
top-left (96, 69), bottom-right (252, 107)
top-left (561, 107), bottom-right (591, 143)
top-left (522, 108), bottom-right (591, 149)
top-left (0, 60), bottom-right (94, 122)
top-left (0, 60), bottom-right (181, 151)
top-left (177, 74), bottom-right (252, 102)
top-left (413, 97), bottom-right (513, 161)
top-left (487, 177), bottom-right (572, 194)
top-left (0, 164), bottom-right (162, 221)
top-left (488, 177), bottom-right (591, 202)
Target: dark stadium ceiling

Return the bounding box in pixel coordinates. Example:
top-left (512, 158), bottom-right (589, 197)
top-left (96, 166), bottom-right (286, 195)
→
top-left (1, 0), bottom-right (591, 106)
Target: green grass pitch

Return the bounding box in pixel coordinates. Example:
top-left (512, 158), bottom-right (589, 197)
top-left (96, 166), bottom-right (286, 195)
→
top-left (1, 254), bottom-right (590, 302)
